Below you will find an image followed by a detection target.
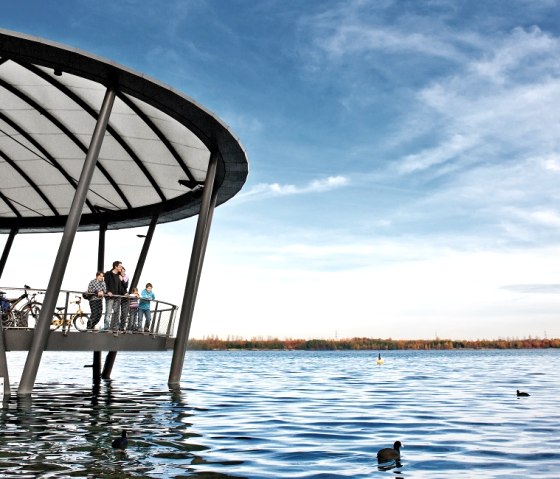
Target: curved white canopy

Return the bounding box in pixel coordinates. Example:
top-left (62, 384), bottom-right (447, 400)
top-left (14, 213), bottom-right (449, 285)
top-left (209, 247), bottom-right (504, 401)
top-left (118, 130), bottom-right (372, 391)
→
top-left (0, 29), bottom-right (248, 233)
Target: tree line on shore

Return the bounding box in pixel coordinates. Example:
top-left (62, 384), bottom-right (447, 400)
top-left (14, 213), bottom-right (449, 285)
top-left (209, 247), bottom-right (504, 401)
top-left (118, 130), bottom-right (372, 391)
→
top-left (186, 336), bottom-right (560, 351)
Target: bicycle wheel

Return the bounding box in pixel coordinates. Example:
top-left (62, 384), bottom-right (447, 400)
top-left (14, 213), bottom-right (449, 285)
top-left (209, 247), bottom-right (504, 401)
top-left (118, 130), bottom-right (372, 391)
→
top-left (73, 313), bottom-right (90, 331)
top-left (19, 302), bottom-right (42, 327)
top-left (2, 311), bottom-right (16, 327)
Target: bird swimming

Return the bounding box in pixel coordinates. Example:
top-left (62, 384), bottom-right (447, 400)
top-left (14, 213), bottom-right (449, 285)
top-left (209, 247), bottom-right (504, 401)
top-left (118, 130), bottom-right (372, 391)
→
top-left (377, 440), bottom-right (402, 463)
top-left (517, 390), bottom-right (530, 397)
top-left (376, 352), bottom-right (385, 365)
top-left (111, 430), bottom-right (128, 452)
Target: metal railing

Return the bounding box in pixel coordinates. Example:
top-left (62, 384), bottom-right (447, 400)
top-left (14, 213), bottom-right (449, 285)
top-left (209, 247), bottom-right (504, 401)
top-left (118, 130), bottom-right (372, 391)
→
top-left (0, 286), bottom-right (178, 338)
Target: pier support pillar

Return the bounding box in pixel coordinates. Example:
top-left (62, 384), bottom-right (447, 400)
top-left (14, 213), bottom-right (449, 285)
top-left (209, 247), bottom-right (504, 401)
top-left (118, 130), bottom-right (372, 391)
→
top-left (18, 86), bottom-right (116, 395)
top-left (168, 151), bottom-right (219, 386)
top-left (94, 223), bottom-right (106, 382)
top-left (93, 351), bottom-right (101, 383)
top-left (0, 324), bottom-right (10, 399)
top-left (101, 351), bottom-right (117, 379)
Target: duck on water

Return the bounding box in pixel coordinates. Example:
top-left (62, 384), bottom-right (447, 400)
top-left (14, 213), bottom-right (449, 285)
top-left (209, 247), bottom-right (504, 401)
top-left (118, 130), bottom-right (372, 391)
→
top-left (112, 430), bottom-right (128, 452)
top-left (377, 440), bottom-right (402, 464)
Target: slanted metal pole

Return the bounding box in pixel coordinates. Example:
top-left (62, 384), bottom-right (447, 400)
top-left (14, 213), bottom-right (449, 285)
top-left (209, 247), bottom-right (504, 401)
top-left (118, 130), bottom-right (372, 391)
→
top-left (93, 223), bottom-right (107, 383)
top-left (0, 226), bottom-right (18, 280)
top-left (101, 351), bottom-right (116, 379)
top-left (169, 151), bottom-right (219, 385)
top-left (18, 87), bottom-right (116, 395)
top-left (130, 212), bottom-right (159, 291)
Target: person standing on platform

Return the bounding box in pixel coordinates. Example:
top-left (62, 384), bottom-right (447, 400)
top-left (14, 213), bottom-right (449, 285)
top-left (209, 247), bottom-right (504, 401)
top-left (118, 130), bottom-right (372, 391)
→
top-left (139, 283), bottom-right (155, 333)
top-left (103, 261), bottom-right (125, 330)
top-left (119, 266), bottom-right (130, 331)
top-left (86, 271), bottom-right (106, 330)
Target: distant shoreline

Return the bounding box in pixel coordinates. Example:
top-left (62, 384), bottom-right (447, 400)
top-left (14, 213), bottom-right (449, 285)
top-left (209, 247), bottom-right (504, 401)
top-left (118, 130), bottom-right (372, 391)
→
top-left (187, 337), bottom-right (560, 351)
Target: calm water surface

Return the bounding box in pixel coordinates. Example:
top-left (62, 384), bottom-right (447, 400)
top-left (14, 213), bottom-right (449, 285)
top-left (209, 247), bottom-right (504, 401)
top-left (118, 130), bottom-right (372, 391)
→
top-left (0, 349), bottom-right (559, 478)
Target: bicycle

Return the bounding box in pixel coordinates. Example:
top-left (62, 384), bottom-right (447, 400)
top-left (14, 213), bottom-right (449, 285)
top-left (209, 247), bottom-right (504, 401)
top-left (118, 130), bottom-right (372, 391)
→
top-left (0, 285), bottom-right (44, 328)
top-left (53, 296), bottom-right (90, 334)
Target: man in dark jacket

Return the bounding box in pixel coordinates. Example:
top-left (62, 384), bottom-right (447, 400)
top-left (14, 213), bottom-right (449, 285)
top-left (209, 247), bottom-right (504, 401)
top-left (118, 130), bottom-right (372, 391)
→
top-left (103, 260), bottom-right (125, 330)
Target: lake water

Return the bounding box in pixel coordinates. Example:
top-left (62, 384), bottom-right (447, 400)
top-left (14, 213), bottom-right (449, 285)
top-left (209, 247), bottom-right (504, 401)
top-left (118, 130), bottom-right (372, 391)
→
top-left (0, 349), bottom-right (559, 478)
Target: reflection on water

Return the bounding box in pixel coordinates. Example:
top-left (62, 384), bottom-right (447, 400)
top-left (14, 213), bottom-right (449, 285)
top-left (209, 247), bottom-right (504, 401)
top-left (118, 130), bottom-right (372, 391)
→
top-left (0, 349), bottom-right (560, 478)
top-left (0, 381), bottom-right (236, 478)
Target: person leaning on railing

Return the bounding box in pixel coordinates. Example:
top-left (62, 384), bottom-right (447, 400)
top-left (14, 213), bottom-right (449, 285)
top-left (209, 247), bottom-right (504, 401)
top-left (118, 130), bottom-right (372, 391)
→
top-left (86, 271), bottom-right (106, 330)
top-left (103, 261), bottom-right (125, 330)
top-left (119, 266), bottom-right (130, 330)
top-left (139, 283), bottom-right (155, 333)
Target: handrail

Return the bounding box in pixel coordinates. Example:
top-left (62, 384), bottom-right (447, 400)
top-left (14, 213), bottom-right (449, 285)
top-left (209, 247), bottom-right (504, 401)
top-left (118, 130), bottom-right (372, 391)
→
top-left (0, 286), bottom-right (178, 338)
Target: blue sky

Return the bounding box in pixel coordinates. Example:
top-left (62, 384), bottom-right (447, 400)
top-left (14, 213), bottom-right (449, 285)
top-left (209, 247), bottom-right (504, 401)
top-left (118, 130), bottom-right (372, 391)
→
top-left (4, 0), bottom-right (560, 340)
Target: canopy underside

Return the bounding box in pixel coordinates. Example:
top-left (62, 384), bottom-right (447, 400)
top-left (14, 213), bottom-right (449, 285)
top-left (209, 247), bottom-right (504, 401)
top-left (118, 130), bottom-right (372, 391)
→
top-left (0, 29), bottom-right (248, 233)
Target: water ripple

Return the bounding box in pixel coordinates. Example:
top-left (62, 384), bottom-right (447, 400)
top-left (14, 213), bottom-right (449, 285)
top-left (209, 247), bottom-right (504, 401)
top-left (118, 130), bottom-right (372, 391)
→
top-left (0, 349), bottom-right (559, 477)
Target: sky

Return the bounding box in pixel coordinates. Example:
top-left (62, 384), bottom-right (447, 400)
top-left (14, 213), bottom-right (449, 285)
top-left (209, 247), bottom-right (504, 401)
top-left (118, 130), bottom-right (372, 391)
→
top-left (3, 0), bottom-right (560, 340)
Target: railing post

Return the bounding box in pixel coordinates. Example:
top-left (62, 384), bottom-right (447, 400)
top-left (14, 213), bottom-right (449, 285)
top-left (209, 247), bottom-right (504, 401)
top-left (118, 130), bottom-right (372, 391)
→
top-left (166, 306), bottom-right (177, 337)
top-left (152, 301), bottom-right (160, 334)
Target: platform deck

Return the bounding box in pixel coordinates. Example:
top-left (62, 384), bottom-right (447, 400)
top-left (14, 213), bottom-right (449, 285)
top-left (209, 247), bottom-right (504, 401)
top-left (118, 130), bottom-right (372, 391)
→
top-left (3, 329), bottom-right (175, 352)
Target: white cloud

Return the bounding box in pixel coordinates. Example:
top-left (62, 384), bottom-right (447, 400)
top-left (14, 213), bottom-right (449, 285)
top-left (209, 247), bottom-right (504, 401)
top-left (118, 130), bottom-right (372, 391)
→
top-left (398, 134), bottom-right (479, 173)
top-left (239, 175), bottom-right (349, 200)
top-left (303, 0), bottom-right (465, 62)
top-left (308, 175), bottom-right (348, 191)
top-left (318, 23), bottom-right (460, 61)
top-left (397, 26), bottom-right (560, 174)
top-left (541, 154), bottom-right (560, 171)
top-left (469, 26), bottom-right (560, 84)
top-left (517, 209), bottom-right (560, 228)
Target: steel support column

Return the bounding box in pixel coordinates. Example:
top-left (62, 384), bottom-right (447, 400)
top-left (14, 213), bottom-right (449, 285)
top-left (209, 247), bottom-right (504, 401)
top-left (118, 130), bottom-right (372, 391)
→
top-left (93, 223), bottom-right (107, 383)
top-left (0, 322), bottom-right (10, 398)
top-left (101, 351), bottom-right (116, 379)
top-left (0, 226), bottom-right (18, 280)
top-left (92, 351), bottom-right (101, 384)
top-left (97, 222), bottom-right (106, 272)
top-left (168, 151), bottom-right (218, 385)
top-left (18, 87), bottom-right (116, 395)
top-left (130, 212), bottom-right (159, 291)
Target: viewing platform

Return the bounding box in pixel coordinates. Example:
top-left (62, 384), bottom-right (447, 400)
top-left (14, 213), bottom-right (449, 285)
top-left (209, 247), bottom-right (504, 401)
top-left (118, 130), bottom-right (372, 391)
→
top-left (1, 287), bottom-right (177, 352)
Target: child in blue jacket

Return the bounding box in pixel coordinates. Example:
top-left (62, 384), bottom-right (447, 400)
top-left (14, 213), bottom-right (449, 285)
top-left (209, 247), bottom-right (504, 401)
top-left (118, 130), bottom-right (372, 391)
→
top-left (139, 283), bottom-right (155, 332)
